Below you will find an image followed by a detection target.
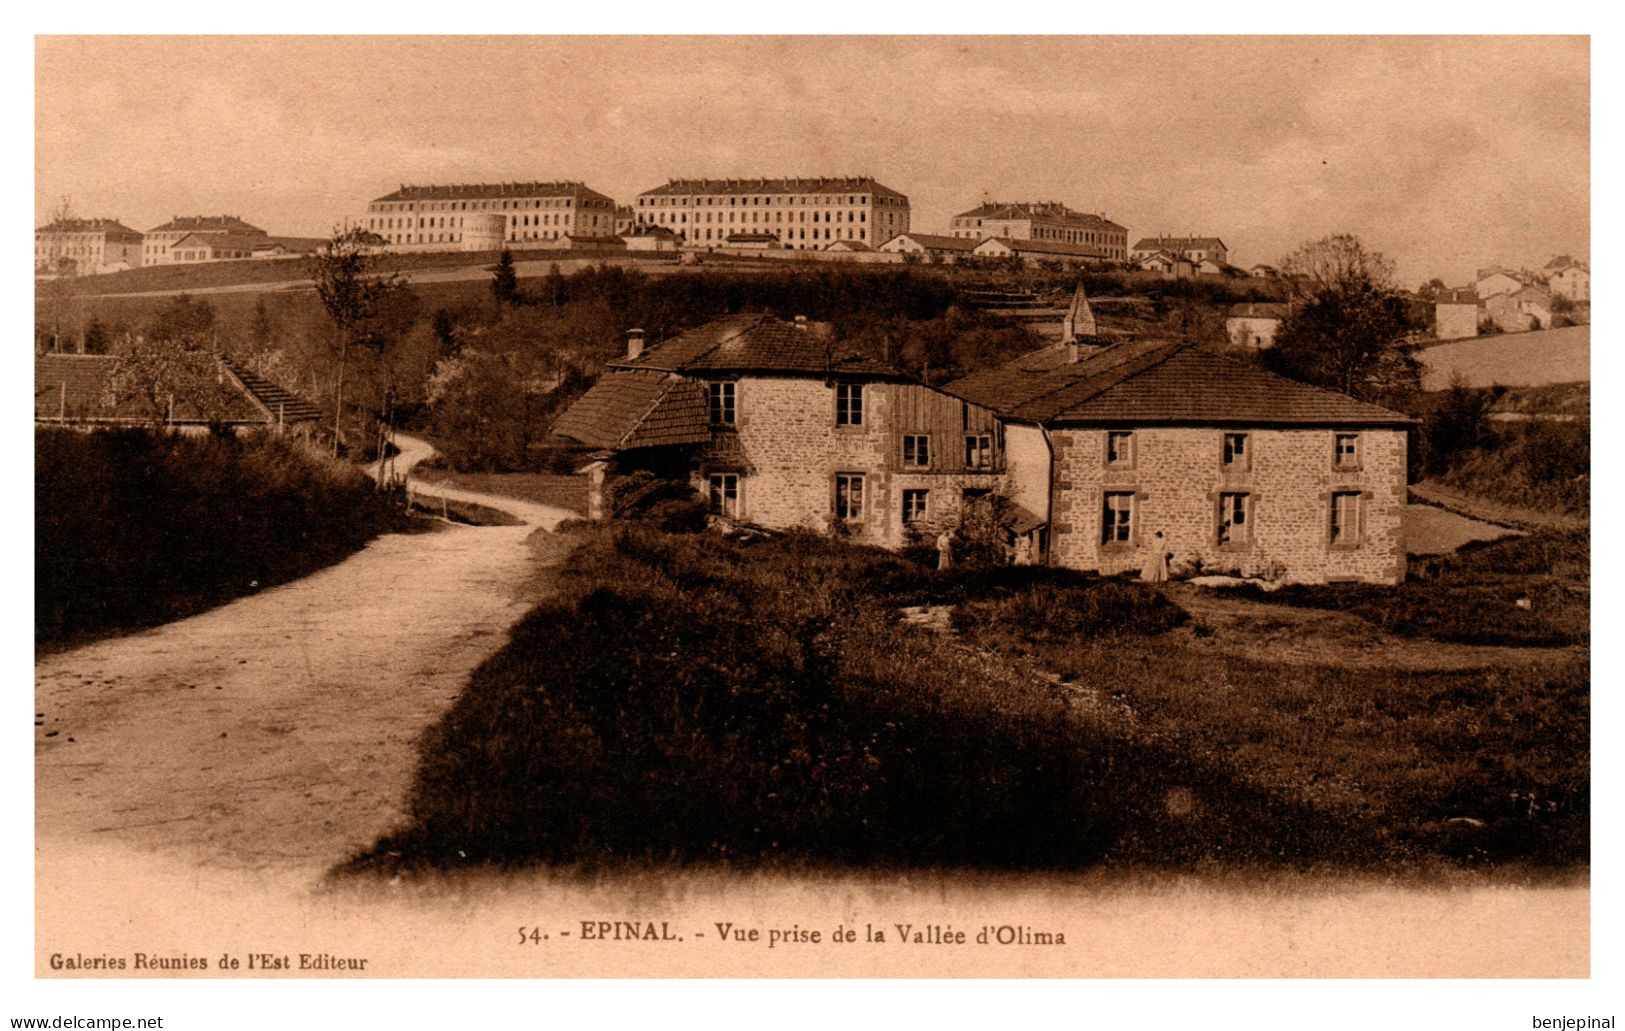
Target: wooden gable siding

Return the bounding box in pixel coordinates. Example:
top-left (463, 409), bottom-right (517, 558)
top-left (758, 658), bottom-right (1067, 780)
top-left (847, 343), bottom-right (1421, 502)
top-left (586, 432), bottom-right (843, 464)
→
top-left (885, 382), bottom-right (1003, 474)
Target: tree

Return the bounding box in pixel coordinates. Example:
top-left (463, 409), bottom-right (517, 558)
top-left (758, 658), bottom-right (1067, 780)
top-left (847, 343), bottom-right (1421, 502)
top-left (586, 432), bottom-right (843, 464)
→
top-left (490, 248), bottom-right (521, 309)
top-left (311, 226), bottom-right (398, 455)
top-left (101, 336), bottom-right (237, 427)
top-left (147, 294), bottom-right (216, 347)
top-left (1265, 235), bottom-right (1422, 405)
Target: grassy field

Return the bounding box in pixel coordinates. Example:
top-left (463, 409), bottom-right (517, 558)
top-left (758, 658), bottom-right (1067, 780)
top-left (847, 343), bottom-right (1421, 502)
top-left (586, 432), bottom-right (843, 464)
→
top-left (36, 428), bottom-right (417, 648)
top-left (348, 524), bottom-right (1586, 876)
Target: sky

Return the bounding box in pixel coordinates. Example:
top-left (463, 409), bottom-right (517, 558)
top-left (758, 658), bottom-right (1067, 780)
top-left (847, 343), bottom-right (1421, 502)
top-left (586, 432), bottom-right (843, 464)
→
top-left (35, 35), bottom-right (1589, 287)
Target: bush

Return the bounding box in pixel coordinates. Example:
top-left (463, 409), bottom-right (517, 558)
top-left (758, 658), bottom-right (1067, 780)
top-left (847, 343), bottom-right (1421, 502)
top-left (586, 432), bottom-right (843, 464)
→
top-left (36, 428), bottom-right (409, 645)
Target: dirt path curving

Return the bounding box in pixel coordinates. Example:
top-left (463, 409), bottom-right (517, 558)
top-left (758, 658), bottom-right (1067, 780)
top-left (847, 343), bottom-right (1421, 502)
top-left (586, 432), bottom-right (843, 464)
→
top-left (35, 436), bottom-right (577, 882)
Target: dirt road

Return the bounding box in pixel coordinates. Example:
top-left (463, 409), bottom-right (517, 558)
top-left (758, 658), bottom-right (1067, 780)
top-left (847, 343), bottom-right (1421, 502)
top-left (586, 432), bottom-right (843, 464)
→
top-left (35, 437), bottom-right (576, 881)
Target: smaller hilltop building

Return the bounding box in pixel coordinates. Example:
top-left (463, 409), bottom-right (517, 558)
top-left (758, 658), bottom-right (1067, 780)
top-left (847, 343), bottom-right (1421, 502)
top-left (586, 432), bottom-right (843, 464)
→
top-left (143, 215), bottom-right (268, 266)
top-left (35, 218), bottom-right (143, 276)
top-left (948, 201), bottom-right (1128, 260)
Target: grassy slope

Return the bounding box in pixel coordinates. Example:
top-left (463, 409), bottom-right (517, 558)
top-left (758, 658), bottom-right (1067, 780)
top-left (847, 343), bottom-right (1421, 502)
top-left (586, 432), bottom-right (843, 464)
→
top-left (349, 526), bottom-right (1585, 876)
top-left (36, 428), bottom-right (417, 647)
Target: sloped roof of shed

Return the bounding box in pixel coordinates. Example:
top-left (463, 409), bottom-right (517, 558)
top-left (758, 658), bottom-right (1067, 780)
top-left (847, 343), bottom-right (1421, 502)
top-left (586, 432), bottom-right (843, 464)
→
top-left (550, 370), bottom-right (710, 450)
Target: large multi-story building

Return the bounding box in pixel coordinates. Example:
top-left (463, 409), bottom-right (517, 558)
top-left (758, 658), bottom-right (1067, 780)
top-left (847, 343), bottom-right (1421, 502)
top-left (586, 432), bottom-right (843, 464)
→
top-left (142, 215), bottom-right (268, 266)
top-left (35, 218), bottom-right (143, 276)
top-left (357, 182), bottom-right (618, 252)
top-left (948, 201), bottom-right (1128, 260)
top-left (632, 177), bottom-right (910, 250)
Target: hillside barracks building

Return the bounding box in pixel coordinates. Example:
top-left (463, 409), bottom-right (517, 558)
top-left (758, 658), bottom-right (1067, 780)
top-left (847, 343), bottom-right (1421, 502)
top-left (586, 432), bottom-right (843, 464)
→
top-left (554, 294), bottom-right (1412, 585)
top-left (358, 181), bottom-right (620, 251)
top-left (632, 177), bottom-right (911, 250)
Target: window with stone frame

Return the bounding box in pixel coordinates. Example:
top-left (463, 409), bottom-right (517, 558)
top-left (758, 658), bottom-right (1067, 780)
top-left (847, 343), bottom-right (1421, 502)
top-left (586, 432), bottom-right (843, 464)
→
top-left (1330, 491), bottom-right (1363, 546)
top-left (834, 473), bottom-right (865, 522)
top-left (1107, 430), bottom-right (1135, 466)
top-left (1334, 433), bottom-right (1360, 469)
top-left (708, 472), bottom-right (740, 518)
top-left (902, 488), bottom-right (929, 524)
top-left (1218, 491), bottom-right (1251, 545)
top-left (1222, 432), bottom-right (1250, 469)
top-left (1101, 491), bottom-right (1134, 544)
top-left (835, 383), bottom-right (864, 426)
top-left (708, 381), bottom-right (736, 425)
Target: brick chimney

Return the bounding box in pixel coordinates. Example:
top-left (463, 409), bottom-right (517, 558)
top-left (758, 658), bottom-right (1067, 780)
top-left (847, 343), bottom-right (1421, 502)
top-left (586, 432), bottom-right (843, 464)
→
top-left (626, 328), bottom-right (645, 360)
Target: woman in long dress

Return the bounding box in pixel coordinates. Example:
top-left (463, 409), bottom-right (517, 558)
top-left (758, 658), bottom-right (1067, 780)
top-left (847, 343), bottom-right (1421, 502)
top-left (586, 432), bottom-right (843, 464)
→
top-left (1141, 530), bottom-right (1169, 583)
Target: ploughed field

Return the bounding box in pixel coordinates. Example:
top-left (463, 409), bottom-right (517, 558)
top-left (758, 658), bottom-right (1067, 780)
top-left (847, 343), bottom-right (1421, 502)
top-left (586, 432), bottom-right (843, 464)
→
top-left (350, 523), bottom-right (1587, 875)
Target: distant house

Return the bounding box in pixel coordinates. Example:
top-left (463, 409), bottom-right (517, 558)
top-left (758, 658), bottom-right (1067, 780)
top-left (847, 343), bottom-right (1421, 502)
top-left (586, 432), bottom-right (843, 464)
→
top-left (1248, 264), bottom-right (1279, 278)
top-left (621, 225), bottom-right (682, 252)
top-left (970, 236), bottom-right (1105, 267)
top-left (1196, 257), bottom-right (1238, 276)
top-left (1545, 255), bottom-right (1589, 302)
top-left (1137, 250), bottom-right (1194, 278)
top-left (552, 234), bottom-right (628, 251)
top-left (1473, 268), bottom-right (1530, 300)
top-left (722, 232), bottom-right (782, 249)
top-left (34, 353), bottom-right (323, 435)
top-left (1130, 236), bottom-right (1229, 264)
top-left (1483, 285), bottom-right (1551, 333)
top-left (143, 215), bottom-right (268, 266)
top-left (168, 233), bottom-right (325, 263)
top-left (1433, 288), bottom-right (1481, 340)
top-left (876, 232), bottom-right (979, 262)
top-left (552, 314), bottom-right (1014, 546)
top-left (947, 340), bottom-right (1413, 584)
top-left (1225, 303), bottom-right (1290, 349)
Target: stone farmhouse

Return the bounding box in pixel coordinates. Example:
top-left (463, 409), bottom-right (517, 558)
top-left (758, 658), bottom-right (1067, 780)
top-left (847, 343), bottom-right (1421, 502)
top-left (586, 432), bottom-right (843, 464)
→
top-left (552, 314), bottom-right (1013, 547)
top-left (1544, 255), bottom-right (1589, 302)
top-left (554, 310), bottom-right (1413, 584)
top-left (947, 340), bottom-right (1413, 585)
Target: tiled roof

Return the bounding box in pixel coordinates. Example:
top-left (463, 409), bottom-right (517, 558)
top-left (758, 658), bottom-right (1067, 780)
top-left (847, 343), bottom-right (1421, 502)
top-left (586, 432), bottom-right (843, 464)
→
top-left (146, 215), bottom-right (267, 235)
top-left (882, 232), bottom-right (979, 252)
top-left (609, 314), bottom-right (903, 378)
top-left (951, 202), bottom-right (1125, 232)
top-left (170, 232), bottom-right (283, 253)
top-left (550, 370), bottom-right (710, 450)
top-left (371, 182), bottom-right (615, 206)
top-left (36, 218), bottom-right (141, 237)
top-left (35, 353), bottom-right (266, 425)
top-left (639, 177), bottom-right (908, 202)
top-left (974, 237), bottom-right (1110, 258)
top-left (945, 340), bottom-right (1412, 427)
top-left (1545, 254), bottom-right (1587, 272)
top-left (1132, 236), bottom-right (1227, 251)
top-left (220, 356), bottom-right (323, 423)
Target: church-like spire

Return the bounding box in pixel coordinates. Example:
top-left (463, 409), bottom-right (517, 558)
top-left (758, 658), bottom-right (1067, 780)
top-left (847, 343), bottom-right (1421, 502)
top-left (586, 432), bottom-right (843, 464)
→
top-left (1061, 279), bottom-right (1096, 351)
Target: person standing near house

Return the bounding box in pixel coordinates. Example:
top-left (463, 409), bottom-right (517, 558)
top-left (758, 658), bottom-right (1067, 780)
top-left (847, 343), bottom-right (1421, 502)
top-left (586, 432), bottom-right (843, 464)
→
top-left (936, 528), bottom-right (955, 571)
top-left (1141, 530), bottom-right (1169, 583)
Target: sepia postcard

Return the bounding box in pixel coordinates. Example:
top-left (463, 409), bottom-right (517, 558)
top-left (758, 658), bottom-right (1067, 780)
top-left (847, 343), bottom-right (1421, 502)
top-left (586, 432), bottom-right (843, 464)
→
top-left (26, 30), bottom-right (1595, 1025)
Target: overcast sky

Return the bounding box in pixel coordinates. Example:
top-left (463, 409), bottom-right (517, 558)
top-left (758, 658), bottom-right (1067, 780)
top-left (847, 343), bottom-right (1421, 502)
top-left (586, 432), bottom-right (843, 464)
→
top-left (35, 35), bottom-right (1588, 286)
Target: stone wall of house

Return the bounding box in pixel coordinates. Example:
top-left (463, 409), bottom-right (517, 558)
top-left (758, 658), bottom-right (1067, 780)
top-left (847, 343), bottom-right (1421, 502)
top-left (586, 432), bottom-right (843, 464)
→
top-left (1434, 302), bottom-right (1481, 341)
top-left (1048, 425), bottom-right (1407, 584)
top-left (694, 376), bottom-right (1011, 548)
top-left (1225, 315), bottom-right (1282, 349)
